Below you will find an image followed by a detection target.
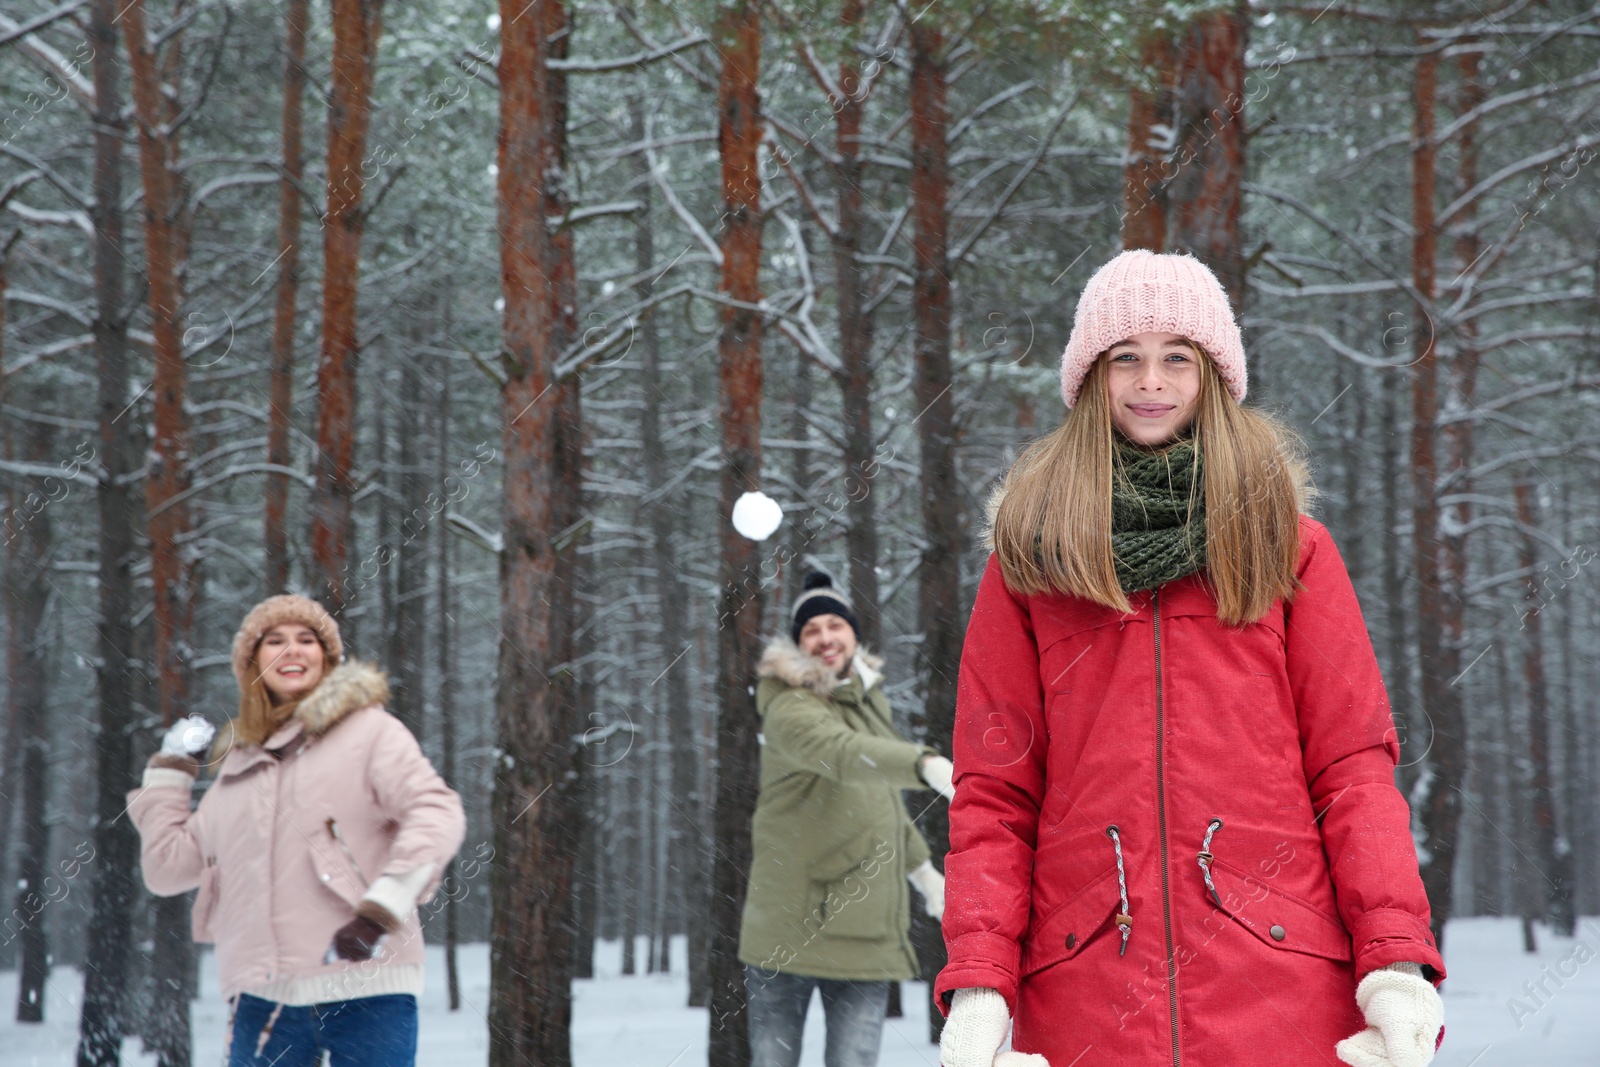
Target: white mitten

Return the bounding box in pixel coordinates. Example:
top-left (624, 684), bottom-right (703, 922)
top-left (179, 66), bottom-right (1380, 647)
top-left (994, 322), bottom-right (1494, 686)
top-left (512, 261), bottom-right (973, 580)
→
top-left (920, 754), bottom-right (956, 801)
top-left (160, 714), bottom-right (216, 758)
top-left (1335, 964), bottom-right (1443, 1067)
top-left (908, 860), bottom-right (946, 920)
top-left (941, 988), bottom-right (1009, 1067)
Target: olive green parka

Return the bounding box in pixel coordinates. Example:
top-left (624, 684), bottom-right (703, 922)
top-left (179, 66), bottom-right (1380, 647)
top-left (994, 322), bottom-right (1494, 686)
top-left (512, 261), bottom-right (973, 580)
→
top-left (737, 636), bottom-right (936, 981)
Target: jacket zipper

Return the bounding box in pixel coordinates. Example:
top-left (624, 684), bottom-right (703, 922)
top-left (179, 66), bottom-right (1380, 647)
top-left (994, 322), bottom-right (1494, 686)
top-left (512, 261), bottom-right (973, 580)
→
top-left (1153, 588), bottom-right (1180, 1067)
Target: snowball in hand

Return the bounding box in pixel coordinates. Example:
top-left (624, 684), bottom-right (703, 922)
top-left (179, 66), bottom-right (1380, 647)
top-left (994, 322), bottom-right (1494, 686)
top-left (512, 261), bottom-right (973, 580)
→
top-left (160, 714), bottom-right (216, 758)
top-left (731, 491), bottom-right (783, 541)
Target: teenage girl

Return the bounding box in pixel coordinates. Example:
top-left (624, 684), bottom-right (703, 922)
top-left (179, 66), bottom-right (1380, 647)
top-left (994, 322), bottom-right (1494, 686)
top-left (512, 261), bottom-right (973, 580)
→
top-left (934, 251), bottom-right (1445, 1067)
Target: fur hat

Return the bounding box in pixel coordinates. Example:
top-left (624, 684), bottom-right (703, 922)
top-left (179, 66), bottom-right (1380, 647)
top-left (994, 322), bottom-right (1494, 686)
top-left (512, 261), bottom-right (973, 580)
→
top-left (790, 572), bottom-right (859, 643)
top-left (1059, 250), bottom-right (1246, 408)
top-left (230, 594), bottom-right (343, 688)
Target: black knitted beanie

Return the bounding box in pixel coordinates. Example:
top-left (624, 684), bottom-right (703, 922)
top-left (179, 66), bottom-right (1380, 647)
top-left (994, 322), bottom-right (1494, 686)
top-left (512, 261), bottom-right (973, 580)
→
top-left (790, 572), bottom-right (860, 643)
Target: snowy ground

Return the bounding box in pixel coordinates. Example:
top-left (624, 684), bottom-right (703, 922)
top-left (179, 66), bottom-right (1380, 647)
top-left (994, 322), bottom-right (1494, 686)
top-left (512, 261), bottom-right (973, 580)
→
top-left (0, 917), bottom-right (1596, 1065)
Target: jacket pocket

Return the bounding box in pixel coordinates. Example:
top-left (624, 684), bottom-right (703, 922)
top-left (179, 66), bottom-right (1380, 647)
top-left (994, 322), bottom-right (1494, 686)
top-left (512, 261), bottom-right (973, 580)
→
top-left (191, 862), bottom-right (219, 944)
top-left (807, 834), bottom-right (899, 940)
top-left (1208, 857), bottom-right (1351, 962)
top-left (313, 820), bottom-right (371, 908)
top-left (1020, 864), bottom-right (1119, 976)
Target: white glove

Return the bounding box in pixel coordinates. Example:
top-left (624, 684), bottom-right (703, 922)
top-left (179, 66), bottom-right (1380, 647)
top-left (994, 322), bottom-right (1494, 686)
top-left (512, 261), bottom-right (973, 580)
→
top-left (919, 754), bottom-right (956, 801)
top-left (908, 860), bottom-right (945, 920)
top-left (940, 988), bottom-right (1050, 1067)
top-left (941, 988), bottom-right (1010, 1067)
top-left (1335, 964), bottom-right (1443, 1067)
top-left (159, 714), bottom-right (216, 758)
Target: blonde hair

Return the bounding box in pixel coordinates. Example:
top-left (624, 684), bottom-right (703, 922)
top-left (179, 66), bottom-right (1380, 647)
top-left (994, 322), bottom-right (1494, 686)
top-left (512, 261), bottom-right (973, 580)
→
top-left (992, 347), bottom-right (1310, 625)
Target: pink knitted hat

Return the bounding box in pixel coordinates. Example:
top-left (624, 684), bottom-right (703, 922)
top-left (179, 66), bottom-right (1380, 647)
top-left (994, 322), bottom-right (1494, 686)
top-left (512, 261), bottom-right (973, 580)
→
top-left (1059, 250), bottom-right (1246, 408)
top-left (230, 594), bottom-right (343, 687)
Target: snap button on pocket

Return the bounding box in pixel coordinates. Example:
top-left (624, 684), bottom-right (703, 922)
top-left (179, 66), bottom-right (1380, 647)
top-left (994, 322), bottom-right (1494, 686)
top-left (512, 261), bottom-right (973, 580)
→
top-left (1064, 933), bottom-right (1076, 949)
top-left (1270, 924), bottom-right (1286, 941)
top-left (321, 873), bottom-right (331, 882)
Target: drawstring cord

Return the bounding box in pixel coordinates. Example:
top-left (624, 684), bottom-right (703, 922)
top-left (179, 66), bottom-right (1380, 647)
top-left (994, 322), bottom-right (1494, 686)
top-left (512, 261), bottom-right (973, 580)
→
top-left (1197, 818), bottom-right (1223, 908)
top-left (1099, 818), bottom-right (1225, 959)
top-left (1106, 825), bottom-right (1132, 956)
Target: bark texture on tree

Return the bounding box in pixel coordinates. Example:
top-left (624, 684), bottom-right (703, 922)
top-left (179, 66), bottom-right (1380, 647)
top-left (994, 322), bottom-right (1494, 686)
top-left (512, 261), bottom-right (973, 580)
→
top-left (1378, 327), bottom-right (1418, 793)
top-left (910, 16), bottom-right (960, 1044)
top-left (832, 0), bottom-right (882, 650)
top-left (1123, 33), bottom-right (1172, 252)
top-left (1516, 483), bottom-right (1572, 931)
top-left (124, 0), bottom-right (194, 759)
top-left (1169, 3), bottom-right (1247, 309)
top-left (9, 418), bottom-right (53, 1024)
top-left (266, 0), bottom-right (309, 592)
top-left (123, 3), bottom-right (197, 1060)
top-left (708, 5), bottom-right (764, 1064)
top-left (387, 305), bottom-right (428, 738)
top-left (78, 2), bottom-right (140, 1062)
top-left (1407, 42), bottom-right (1465, 950)
top-left (312, 0), bottom-right (383, 617)
top-left (1427, 47), bottom-right (1484, 924)
top-left (489, 2), bottom-right (582, 1063)
top-left (433, 372), bottom-right (462, 1010)
top-left (545, 0), bottom-right (593, 995)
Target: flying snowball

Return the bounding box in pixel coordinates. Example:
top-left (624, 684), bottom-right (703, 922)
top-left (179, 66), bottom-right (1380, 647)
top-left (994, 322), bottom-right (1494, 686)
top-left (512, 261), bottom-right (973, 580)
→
top-left (732, 491), bottom-right (782, 541)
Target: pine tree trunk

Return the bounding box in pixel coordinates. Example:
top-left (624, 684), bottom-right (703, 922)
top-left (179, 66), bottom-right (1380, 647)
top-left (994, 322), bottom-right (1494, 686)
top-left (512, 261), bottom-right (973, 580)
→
top-left (784, 337), bottom-right (813, 610)
top-left (833, 0), bottom-right (881, 649)
top-left (1551, 482), bottom-right (1579, 936)
top-left (387, 321), bottom-right (427, 738)
top-left (1122, 33), bottom-right (1171, 252)
top-left (910, 16), bottom-right (960, 1043)
top-left (570, 754), bottom-right (597, 982)
top-left (1408, 41), bottom-right (1465, 951)
top-left (1378, 333), bottom-right (1419, 792)
top-left (10, 418), bottom-right (53, 1024)
top-left (1516, 483), bottom-right (1570, 930)
top-left (125, 7), bottom-right (197, 1055)
top-left (265, 0), bottom-right (308, 593)
top-left (1169, 3), bottom-right (1247, 309)
top-left (77, 2), bottom-right (140, 1061)
top-left (434, 374), bottom-right (462, 1009)
top-left (312, 0), bottom-right (383, 617)
top-left (489, 1), bottom-right (582, 1062)
top-left (708, 5), bottom-right (764, 1064)
top-left (545, 0), bottom-right (592, 998)
top-left (1338, 363), bottom-right (1367, 584)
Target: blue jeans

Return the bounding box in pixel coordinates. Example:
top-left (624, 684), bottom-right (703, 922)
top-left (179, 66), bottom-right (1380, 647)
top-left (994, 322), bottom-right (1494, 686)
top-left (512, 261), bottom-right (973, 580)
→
top-left (228, 992), bottom-right (418, 1067)
top-left (745, 965), bottom-right (888, 1067)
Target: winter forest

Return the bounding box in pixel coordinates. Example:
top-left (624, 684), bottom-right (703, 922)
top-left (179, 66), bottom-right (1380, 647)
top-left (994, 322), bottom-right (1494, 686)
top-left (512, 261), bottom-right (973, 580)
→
top-left (1, 0), bottom-right (1599, 1064)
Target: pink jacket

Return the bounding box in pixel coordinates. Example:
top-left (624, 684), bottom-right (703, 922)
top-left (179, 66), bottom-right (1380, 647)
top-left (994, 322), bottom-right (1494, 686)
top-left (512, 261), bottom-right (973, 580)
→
top-left (129, 663), bottom-right (466, 1005)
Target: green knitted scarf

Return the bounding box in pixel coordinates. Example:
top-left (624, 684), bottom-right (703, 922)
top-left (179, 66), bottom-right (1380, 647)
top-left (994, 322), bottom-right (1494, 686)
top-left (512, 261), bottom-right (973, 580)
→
top-left (1111, 436), bottom-right (1207, 593)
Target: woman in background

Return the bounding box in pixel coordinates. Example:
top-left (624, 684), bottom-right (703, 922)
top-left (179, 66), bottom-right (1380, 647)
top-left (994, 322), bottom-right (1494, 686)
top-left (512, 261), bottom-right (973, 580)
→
top-left (131, 594), bottom-right (465, 1067)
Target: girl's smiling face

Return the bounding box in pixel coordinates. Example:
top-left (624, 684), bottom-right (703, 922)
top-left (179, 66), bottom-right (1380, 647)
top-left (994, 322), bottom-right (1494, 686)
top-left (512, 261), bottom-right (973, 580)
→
top-left (1103, 332), bottom-right (1204, 446)
top-left (253, 623), bottom-right (327, 703)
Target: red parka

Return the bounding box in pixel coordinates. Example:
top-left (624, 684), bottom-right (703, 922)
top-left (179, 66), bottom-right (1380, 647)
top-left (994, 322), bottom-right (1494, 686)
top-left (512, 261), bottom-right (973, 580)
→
top-left (935, 516), bottom-right (1444, 1067)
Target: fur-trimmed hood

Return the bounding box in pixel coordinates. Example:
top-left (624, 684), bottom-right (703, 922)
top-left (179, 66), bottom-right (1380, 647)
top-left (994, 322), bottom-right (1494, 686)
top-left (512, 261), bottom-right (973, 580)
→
top-left (210, 661), bottom-right (391, 764)
top-left (757, 636), bottom-right (883, 698)
top-left (292, 660), bottom-right (390, 735)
